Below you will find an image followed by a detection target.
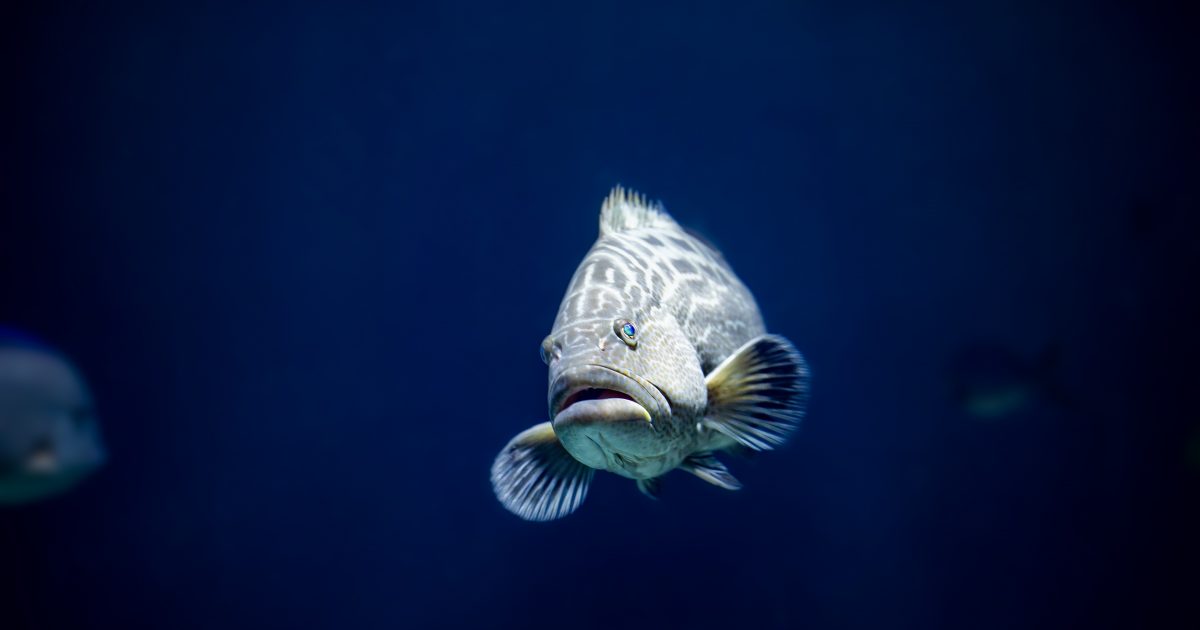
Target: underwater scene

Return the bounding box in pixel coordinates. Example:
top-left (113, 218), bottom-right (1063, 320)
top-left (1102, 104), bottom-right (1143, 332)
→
top-left (1, 2), bottom-right (1197, 629)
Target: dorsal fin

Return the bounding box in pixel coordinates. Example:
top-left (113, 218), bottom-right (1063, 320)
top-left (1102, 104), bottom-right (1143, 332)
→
top-left (599, 185), bottom-right (678, 236)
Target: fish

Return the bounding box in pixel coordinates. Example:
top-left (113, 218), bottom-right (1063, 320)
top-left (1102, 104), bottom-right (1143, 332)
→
top-left (0, 327), bottom-right (106, 504)
top-left (1187, 427), bottom-right (1200, 472)
top-left (948, 343), bottom-right (1063, 420)
top-left (490, 187), bottom-right (810, 521)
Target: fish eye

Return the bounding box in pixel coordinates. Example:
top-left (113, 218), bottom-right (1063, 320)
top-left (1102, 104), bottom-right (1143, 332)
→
top-left (613, 319), bottom-right (638, 347)
top-left (539, 337), bottom-right (555, 365)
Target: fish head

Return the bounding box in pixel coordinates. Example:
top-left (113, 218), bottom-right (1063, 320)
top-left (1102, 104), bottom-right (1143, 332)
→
top-left (542, 312), bottom-right (705, 476)
top-left (0, 345), bottom-right (106, 504)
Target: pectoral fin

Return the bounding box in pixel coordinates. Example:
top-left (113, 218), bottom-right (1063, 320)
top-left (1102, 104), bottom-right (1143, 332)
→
top-left (681, 452), bottom-right (742, 490)
top-left (702, 334), bottom-right (810, 450)
top-left (490, 422), bottom-right (594, 521)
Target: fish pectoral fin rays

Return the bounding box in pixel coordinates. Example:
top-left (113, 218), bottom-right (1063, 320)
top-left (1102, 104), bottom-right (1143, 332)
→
top-left (681, 453), bottom-right (742, 490)
top-left (636, 476), bottom-right (663, 500)
top-left (702, 334), bottom-right (810, 451)
top-left (490, 422), bottom-right (594, 522)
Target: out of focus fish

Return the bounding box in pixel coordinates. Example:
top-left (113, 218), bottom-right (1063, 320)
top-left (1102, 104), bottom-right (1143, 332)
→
top-left (491, 187), bottom-right (810, 521)
top-left (1186, 427), bottom-right (1200, 472)
top-left (949, 343), bottom-right (1063, 420)
top-left (0, 328), bottom-right (106, 504)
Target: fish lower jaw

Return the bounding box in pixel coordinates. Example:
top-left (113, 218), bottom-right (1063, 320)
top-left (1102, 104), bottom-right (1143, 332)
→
top-left (0, 466), bottom-right (97, 505)
top-left (596, 439), bottom-right (680, 479)
top-left (605, 457), bottom-right (677, 480)
top-left (554, 418), bottom-right (674, 476)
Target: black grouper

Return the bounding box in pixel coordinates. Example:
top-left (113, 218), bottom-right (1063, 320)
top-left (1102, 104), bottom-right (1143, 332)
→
top-left (491, 187), bottom-right (810, 521)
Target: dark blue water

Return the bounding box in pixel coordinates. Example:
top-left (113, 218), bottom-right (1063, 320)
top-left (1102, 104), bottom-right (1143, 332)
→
top-left (2, 2), bottom-right (1196, 628)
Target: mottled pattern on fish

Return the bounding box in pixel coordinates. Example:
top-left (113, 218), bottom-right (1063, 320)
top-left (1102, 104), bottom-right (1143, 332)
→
top-left (552, 188), bottom-right (765, 372)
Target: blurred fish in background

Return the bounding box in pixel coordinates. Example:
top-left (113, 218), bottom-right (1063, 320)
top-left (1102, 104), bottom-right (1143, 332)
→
top-left (1187, 427), bottom-right (1200, 472)
top-left (948, 343), bottom-right (1065, 420)
top-left (0, 327), bottom-right (106, 504)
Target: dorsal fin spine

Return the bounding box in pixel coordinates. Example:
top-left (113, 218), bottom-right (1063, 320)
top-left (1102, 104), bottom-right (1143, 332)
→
top-left (599, 185), bottom-right (678, 236)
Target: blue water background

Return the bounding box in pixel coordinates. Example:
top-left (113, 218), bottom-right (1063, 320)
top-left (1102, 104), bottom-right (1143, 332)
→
top-left (1, 2), bottom-right (1196, 628)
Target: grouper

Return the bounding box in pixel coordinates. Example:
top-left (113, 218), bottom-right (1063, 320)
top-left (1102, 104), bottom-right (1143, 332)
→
top-left (0, 328), bottom-right (106, 504)
top-left (490, 187), bottom-right (810, 521)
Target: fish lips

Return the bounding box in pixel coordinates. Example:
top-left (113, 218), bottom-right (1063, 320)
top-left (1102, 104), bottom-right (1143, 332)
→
top-left (548, 364), bottom-right (671, 470)
top-left (548, 364), bottom-right (670, 425)
top-left (0, 458), bottom-right (104, 505)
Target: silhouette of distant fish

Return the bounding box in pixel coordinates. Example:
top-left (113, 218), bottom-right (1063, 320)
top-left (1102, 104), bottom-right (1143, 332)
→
top-left (1186, 427), bottom-right (1200, 472)
top-left (948, 343), bottom-right (1063, 420)
top-left (0, 327), bottom-right (106, 504)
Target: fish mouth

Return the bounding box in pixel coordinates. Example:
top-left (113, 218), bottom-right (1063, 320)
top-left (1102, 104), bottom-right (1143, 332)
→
top-left (548, 364), bottom-right (672, 471)
top-left (558, 387), bottom-right (636, 412)
top-left (0, 452), bottom-right (103, 505)
top-left (25, 438), bottom-right (58, 473)
top-left (549, 364), bottom-right (671, 423)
